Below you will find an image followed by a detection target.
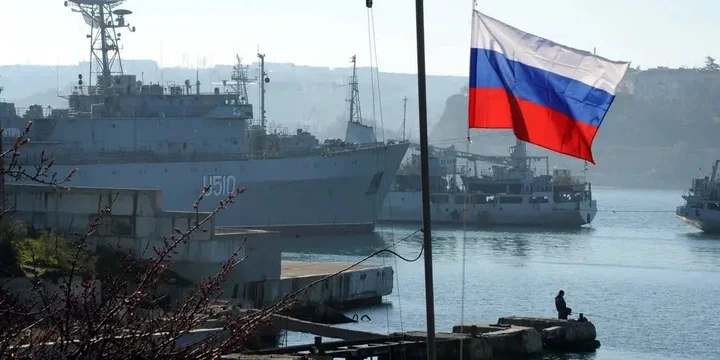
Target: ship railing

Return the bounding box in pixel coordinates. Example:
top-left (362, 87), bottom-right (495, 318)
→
top-left (67, 144), bottom-right (399, 163)
top-left (14, 106), bottom-right (54, 119)
top-left (71, 85), bottom-right (108, 96)
top-left (553, 175), bottom-right (587, 185)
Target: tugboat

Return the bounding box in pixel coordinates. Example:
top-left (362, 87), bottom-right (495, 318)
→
top-left (676, 160), bottom-right (720, 233)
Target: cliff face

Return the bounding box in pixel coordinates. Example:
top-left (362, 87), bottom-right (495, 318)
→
top-left (429, 68), bottom-right (720, 190)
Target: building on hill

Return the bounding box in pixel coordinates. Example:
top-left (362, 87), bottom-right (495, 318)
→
top-left (625, 66), bottom-right (720, 103)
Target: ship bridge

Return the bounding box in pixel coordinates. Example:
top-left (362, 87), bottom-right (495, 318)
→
top-left (66, 74), bottom-right (254, 120)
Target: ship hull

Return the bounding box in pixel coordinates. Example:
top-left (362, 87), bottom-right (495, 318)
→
top-left (676, 206), bottom-right (720, 233)
top-left (11, 143), bottom-right (410, 236)
top-left (379, 191), bottom-right (596, 228)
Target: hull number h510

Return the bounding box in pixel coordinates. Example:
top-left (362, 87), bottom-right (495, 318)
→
top-left (202, 175), bottom-right (237, 197)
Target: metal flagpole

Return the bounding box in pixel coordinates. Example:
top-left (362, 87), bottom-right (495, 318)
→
top-left (413, 0), bottom-right (437, 359)
top-left (364, 1), bottom-right (435, 358)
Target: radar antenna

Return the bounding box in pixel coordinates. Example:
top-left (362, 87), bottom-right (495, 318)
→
top-left (63, 0), bottom-right (137, 91)
top-left (347, 55), bottom-right (363, 125)
top-left (227, 55), bottom-right (256, 105)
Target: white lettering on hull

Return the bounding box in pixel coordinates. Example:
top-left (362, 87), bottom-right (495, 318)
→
top-left (202, 175), bottom-right (237, 196)
top-left (2, 128), bottom-right (22, 139)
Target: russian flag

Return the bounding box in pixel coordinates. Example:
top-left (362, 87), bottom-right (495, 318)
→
top-left (468, 10), bottom-right (630, 164)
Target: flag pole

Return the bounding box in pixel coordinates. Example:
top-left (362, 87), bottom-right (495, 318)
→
top-left (364, 0), bottom-right (435, 357)
top-left (413, 0), bottom-right (437, 359)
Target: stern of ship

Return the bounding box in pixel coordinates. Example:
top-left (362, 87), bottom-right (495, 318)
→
top-left (579, 199), bottom-right (598, 226)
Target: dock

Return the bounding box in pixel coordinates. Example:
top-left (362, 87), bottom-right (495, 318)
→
top-left (225, 315), bottom-right (600, 359)
top-left (5, 184), bottom-right (395, 311)
top-left (240, 261), bottom-right (393, 309)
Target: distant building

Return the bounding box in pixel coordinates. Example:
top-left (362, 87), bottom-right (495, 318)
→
top-left (628, 67), bottom-right (720, 103)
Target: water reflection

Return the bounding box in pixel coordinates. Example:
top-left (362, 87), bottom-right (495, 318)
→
top-left (486, 233), bottom-right (531, 258)
top-left (682, 231), bottom-right (720, 241)
top-left (276, 232), bottom-right (386, 256)
top-left (543, 352), bottom-right (598, 360)
top-left (681, 231), bottom-right (720, 266)
top-left (473, 225), bottom-right (597, 237)
top-left (376, 223), bottom-right (597, 261)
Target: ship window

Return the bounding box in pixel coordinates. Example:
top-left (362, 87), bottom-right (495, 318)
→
top-left (499, 196), bottom-right (523, 204)
top-left (530, 196), bottom-right (549, 204)
top-left (470, 195), bottom-right (487, 204)
top-left (430, 195), bottom-right (449, 204)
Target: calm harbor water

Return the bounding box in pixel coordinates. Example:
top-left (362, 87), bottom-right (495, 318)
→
top-left (280, 187), bottom-right (720, 359)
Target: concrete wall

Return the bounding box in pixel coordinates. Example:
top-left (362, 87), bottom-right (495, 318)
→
top-left (5, 184), bottom-right (282, 287)
top-left (240, 265), bottom-right (394, 309)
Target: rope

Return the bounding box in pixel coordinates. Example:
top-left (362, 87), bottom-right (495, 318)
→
top-left (598, 209), bottom-right (676, 213)
top-left (582, 313), bottom-right (626, 322)
top-left (364, 7), bottom-right (389, 340)
top-left (366, 6), bottom-right (406, 350)
top-left (431, 131), bottom-right (513, 146)
top-left (459, 157), bottom-right (470, 360)
top-left (459, 2), bottom-right (478, 358)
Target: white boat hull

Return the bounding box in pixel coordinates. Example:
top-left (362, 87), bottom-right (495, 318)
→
top-left (380, 191), bottom-right (597, 228)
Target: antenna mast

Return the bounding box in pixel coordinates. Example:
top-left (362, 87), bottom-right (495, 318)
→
top-left (229, 55), bottom-right (255, 105)
top-left (257, 52), bottom-right (269, 129)
top-left (401, 96), bottom-right (408, 141)
top-left (347, 55), bottom-right (363, 125)
top-left (64, 0), bottom-right (136, 91)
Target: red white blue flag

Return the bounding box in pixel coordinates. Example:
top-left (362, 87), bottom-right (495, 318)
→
top-left (468, 10), bottom-right (630, 164)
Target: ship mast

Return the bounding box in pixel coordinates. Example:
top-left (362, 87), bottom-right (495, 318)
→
top-left (401, 96), bottom-right (408, 141)
top-left (257, 52), bottom-right (269, 129)
top-left (708, 160), bottom-right (720, 194)
top-left (347, 55), bottom-right (363, 125)
top-left (64, 0), bottom-right (136, 91)
top-left (228, 55), bottom-right (255, 105)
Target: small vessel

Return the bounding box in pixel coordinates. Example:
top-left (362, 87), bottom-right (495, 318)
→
top-left (676, 159), bottom-right (720, 233)
top-left (379, 140), bottom-right (598, 228)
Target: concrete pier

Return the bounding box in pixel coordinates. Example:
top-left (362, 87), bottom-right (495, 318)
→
top-left (454, 316), bottom-right (600, 355)
top-left (240, 261), bottom-right (393, 309)
top-left (241, 332), bottom-right (493, 360)
top-left (5, 184), bottom-right (394, 310)
top-left (498, 316), bottom-right (600, 351)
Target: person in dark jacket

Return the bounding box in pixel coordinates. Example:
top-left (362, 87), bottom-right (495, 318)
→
top-left (555, 290), bottom-right (572, 319)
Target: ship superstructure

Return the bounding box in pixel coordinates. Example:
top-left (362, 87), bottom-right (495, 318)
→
top-left (0, 0), bottom-right (409, 235)
top-left (343, 55), bottom-right (375, 145)
top-left (379, 140), bottom-right (597, 228)
top-left (676, 160), bottom-right (720, 233)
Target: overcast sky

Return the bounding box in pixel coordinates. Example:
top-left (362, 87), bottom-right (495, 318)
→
top-left (0, 0), bottom-right (717, 75)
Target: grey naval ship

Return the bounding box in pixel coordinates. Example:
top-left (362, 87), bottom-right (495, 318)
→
top-left (676, 159), bottom-right (720, 233)
top-left (379, 140), bottom-right (597, 228)
top-left (0, 0), bottom-right (409, 236)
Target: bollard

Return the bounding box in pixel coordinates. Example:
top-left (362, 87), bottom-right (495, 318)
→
top-left (313, 336), bottom-right (324, 355)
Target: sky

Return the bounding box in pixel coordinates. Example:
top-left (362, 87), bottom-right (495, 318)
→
top-left (0, 0), bottom-right (718, 76)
